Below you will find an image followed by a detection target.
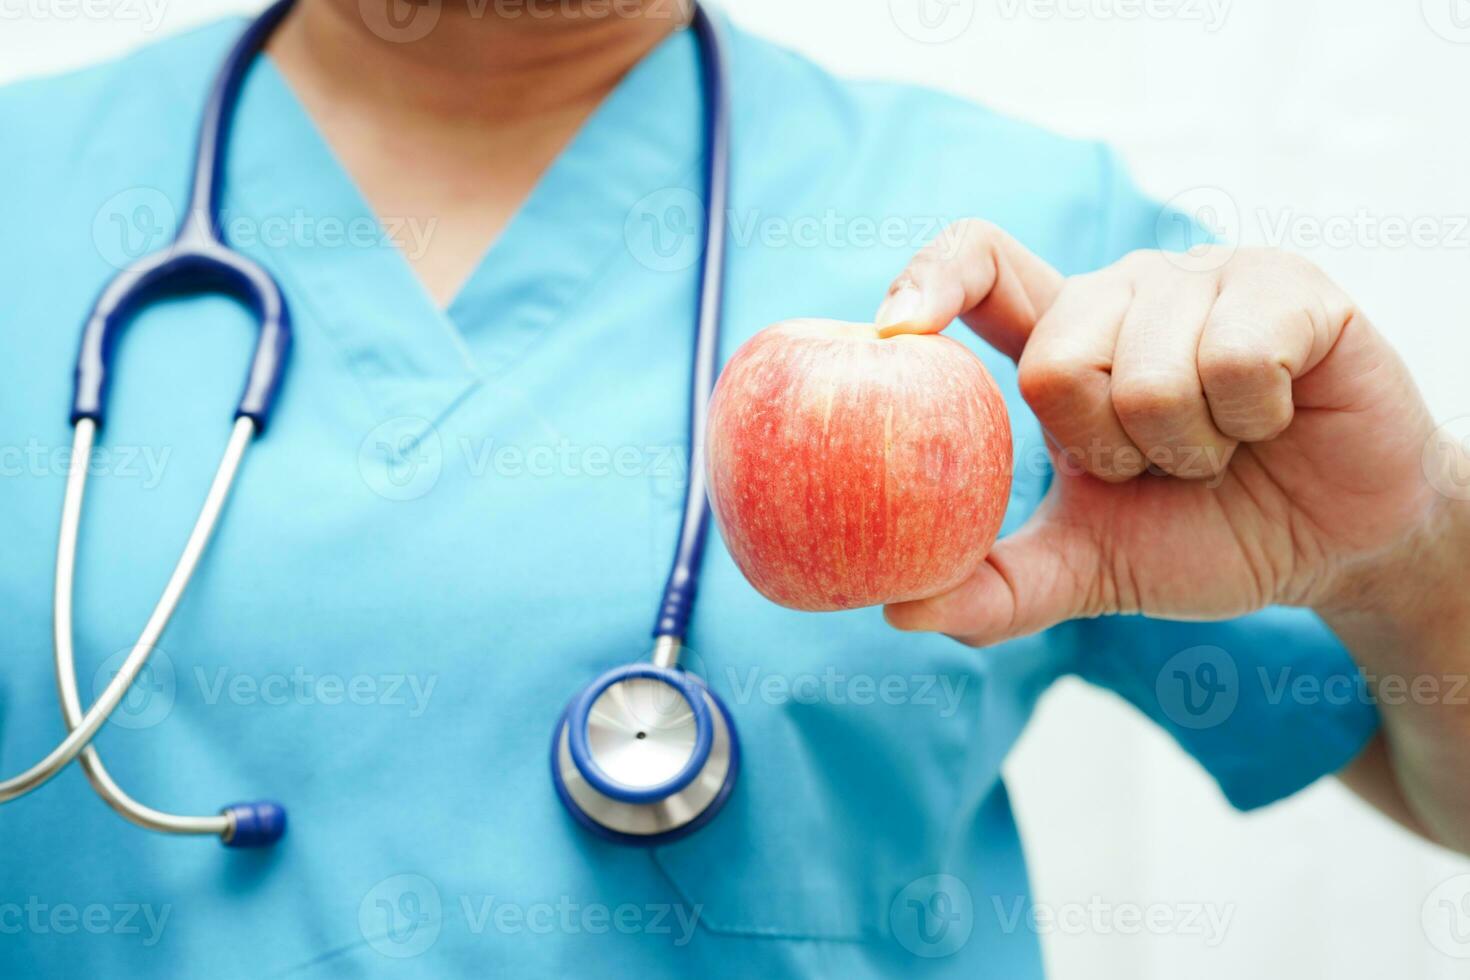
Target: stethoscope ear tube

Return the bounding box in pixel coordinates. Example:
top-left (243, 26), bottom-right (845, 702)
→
top-left (2, 0), bottom-right (304, 844)
top-left (71, 247), bottom-right (293, 433)
top-left (650, 2), bottom-right (729, 643)
top-left (71, 0), bottom-right (296, 435)
top-left (0, 415), bottom-right (286, 846)
top-left (8, 0), bottom-right (734, 850)
top-left (49, 424), bottom-right (256, 842)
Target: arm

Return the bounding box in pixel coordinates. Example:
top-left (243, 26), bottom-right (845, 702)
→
top-left (875, 221), bottom-right (1470, 851)
top-left (1321, 492), bottom-right (1470, 850)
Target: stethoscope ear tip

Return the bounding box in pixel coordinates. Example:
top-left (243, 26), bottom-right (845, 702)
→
top-left (221, 800), bottom-right (288, 848)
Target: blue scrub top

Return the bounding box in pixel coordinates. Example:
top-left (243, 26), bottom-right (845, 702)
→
top-left (0, 13), bottom-right (1376, 978)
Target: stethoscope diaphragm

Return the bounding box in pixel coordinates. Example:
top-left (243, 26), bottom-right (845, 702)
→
top-left (552, 664), bottom-right (739, 845)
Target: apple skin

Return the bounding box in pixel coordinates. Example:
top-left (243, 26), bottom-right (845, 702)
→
top-left (705, 318), bottom-right (1013, 612)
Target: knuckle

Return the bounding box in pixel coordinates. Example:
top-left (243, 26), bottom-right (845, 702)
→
top-left (934, 218), bottom-right (999, 262)
top-left (1273, 248), bottom-right (1320, 277)
top-left (1018, 354), bottom-right (1103, 419)
top-left (1198, 340), bottom-right (1281, 390)
top-left (1056, 269), bottom-right (1131, 307)
top-left (946, 217), bottom-right (999, 243)
top-left (1246, 410), bottom-right (1293, 442)
top-left (1319, 285), bottom-right (1358, 331)
top-left (1201, 244), bottom-right (1236, 267)
top-left (1216, 400), bottom-right (1294, 443)
top-left (902, 246), bottom-right (944, 279)
top-left (885, 270), bottom-right (920, 296)
top-left (1118, 248), bottom-right (1172, 276)
top-left (1110, 373), bottom-right (1200, 428)
top-left (1065, 267), bottom-right (1114, 290)
top-left (1237, 247), bottom-right (1322, 285)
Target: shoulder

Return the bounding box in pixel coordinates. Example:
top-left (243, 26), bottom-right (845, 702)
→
top-left (0, 19), bottom-right (244, 186)
top-left (0, 19), bottom-right (252, 293)
top-left (0, 16), bottom-right (243, 108)
top-left (725, 22), bottom-right (1130, 274)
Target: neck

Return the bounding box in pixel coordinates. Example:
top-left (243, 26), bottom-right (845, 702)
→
top-left (271, 0), bottom-right (685, 125)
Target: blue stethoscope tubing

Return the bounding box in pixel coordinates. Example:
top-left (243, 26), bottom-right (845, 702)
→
top-left (552, 3), bottom-right (740, 845)
top-left (0, 0), bottom-right (737, 848)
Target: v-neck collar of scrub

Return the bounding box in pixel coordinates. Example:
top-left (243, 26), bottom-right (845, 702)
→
top-left (218, 20), bottom-right (707, 432)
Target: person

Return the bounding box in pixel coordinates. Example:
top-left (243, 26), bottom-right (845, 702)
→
top-left (0, 1), bottom-right (1465, 976)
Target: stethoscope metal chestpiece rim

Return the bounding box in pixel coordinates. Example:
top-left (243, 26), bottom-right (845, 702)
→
top-left (566, 664), bottom-right (715, 803)
top-left (552, 665), bottom-right (739, 846)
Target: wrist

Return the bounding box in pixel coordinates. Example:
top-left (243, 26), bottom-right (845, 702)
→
top-left (1313, 488), bottom-right (1470, 668)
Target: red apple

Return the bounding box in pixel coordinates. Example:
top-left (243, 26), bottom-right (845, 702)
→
top-left (705, 319), bottom-right (1013, 612)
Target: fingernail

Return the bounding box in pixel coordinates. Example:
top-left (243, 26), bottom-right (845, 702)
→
top-left (882, 601), bottom-right (928, 632)
top-left (875, 283), bottom-right (923, 330)
top-left (882, 604), bottom-right (912, 631)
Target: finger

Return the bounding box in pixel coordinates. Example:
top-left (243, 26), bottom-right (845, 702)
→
top-left (883, 502), bottom-right (1103, 646)
top-left (1109, 260), bottom-right (1237, 479)
top-left (1198, 252), bottom-right (1346, 442)
top-left (873, 219), bottom-right (1064, 360)
top-left (1016, 272), bottom-right (1148, 482)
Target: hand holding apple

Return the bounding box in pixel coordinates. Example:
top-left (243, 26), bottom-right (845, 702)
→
top-left (868, 221), bottom-right (1448, 644)
top-left (705, 318), bottom-right (1012, 611)
top-left (706, 220), bottom-right (1470, 850)
top-left (869, 219), bottom-right (1470, 853)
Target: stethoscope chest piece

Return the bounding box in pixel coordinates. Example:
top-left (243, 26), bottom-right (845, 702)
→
top-left (552, 664), bottom-right (739, 845)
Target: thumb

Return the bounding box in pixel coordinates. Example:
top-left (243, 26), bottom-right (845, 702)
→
top-left (872, 219), bottom-right (1064, 361)
top-left (883, 504), bottom-right (1104, 647)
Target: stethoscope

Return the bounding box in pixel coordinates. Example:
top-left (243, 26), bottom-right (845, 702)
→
top-left (0, 0), bottom-right (737, 848)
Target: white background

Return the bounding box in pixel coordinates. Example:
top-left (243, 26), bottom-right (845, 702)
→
top-left (5, 0), bottom-right (1469, 976)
